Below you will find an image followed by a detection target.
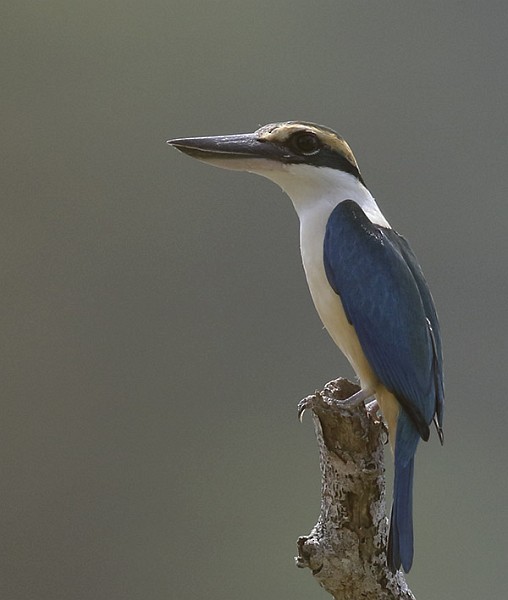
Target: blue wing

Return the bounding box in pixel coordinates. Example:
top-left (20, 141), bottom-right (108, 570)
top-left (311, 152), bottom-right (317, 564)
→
top-left (323, 199), bottom-right (443, 440)
top-left (324, 199), bottom-right (444, 572)
top-left (394, 235), bottom-right (444, 436)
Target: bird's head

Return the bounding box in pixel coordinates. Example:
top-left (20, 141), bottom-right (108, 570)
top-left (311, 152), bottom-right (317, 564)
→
top-left (169, 120), bottom-right (365, 180)
top-left (167, 121), bottom-right (376, 220)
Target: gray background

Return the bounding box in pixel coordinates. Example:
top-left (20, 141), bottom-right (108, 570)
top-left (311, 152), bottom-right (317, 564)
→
top-left (2, 2), bottom-right (507, 599)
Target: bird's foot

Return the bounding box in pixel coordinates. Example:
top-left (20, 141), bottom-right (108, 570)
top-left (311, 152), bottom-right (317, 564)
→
top-left (298, 381), bottom-right (375, 421)
top-left (340, 386), bottom-right (375, 408)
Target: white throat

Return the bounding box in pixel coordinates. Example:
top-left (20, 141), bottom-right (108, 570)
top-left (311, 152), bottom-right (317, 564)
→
top-left (254, 163), bottom-right (390, 229)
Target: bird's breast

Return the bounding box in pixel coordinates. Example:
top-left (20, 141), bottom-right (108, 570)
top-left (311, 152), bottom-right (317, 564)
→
top-left (300, 219), bottom-right (400, 440)
top-left (299, 212), bottom-right (376, 388)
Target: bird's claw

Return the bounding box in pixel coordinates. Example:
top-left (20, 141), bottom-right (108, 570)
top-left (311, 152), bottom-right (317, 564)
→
top-left (365, 399), bottom-right (382, 424)
top-left (297, 393), bottom-right (319, 422)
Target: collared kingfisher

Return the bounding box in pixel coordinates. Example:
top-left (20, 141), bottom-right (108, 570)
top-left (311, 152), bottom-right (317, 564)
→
top-left (167, 121), bottom-right (444, 573)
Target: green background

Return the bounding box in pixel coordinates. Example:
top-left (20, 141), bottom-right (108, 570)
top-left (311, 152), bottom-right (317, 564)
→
top-left (2, 2), bottom-right (507, 598)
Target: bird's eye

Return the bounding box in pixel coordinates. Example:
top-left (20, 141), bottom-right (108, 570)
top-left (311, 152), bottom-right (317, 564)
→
top-left (291, 132), bottom-right (321, 155)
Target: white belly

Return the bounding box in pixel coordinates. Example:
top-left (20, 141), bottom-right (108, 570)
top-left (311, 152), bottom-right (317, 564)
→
top-left (299, 217), bottom-right (376, 388)
top-left (302, 255), bottom-right (375, 386)
top-left (300, 224), bottom-right (400, 442)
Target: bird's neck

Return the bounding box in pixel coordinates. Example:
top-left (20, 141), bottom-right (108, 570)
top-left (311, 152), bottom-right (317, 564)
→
top-left (267, 164), bottom-right (391, 230)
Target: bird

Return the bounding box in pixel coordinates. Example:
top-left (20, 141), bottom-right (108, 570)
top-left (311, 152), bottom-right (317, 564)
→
top-left (167, 121), bottom-right (444, 573)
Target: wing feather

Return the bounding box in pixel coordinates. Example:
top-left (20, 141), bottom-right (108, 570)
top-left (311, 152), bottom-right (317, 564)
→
top-left (323, 200), bottom-right (442, 438)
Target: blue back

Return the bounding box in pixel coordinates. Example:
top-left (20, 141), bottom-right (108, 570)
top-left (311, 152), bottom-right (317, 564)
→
top-left (323, 199), bottom-right (443, 440)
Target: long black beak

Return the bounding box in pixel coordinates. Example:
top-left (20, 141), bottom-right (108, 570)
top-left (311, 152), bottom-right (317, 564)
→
top-left (166, 132), bottom-right (289, 166)
top-left (167, 133), bottom-right (259, 158)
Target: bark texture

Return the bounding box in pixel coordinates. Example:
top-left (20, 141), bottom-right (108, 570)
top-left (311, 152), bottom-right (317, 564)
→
top-left (295, 378), bottom-right (415, 600)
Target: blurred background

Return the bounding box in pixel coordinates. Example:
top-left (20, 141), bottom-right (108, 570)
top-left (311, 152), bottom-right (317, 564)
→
top-left (2, 2), bottom-right (507, 598)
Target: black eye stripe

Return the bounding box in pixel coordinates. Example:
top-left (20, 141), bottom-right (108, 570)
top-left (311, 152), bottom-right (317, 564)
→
top-left (266, 129), bottom-right (364, 185)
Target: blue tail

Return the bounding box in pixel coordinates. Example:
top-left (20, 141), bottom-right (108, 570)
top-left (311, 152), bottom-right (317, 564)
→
top-left (387, 413), bottom-right (419, 573)
top-left (388, 456), bottom-right (414, 572)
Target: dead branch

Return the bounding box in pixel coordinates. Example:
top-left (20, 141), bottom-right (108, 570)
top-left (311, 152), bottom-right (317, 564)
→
top-left (295, 378), bottom-right (415, 600)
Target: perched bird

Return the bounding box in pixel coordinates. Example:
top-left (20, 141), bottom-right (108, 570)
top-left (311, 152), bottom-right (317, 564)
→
top-left (167, 121), bottom-right (444, 573)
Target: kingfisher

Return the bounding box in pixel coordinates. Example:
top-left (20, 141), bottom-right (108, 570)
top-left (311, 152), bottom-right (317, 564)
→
top-left (167, 121), bottom-right (444, 573)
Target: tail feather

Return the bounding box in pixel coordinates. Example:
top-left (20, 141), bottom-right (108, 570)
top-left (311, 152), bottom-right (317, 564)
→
top-left (387, 457), bottom-right (415, 572)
